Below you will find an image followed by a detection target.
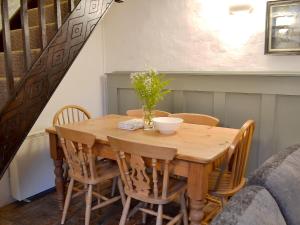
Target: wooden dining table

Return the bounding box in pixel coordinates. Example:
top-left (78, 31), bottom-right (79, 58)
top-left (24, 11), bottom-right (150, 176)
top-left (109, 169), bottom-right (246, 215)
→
top-left (46, 114), bottom-right (239, 225)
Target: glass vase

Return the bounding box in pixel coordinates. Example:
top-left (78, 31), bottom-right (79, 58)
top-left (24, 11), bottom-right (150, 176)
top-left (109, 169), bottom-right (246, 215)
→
top-left (143, 106), bottom-right (154, 130)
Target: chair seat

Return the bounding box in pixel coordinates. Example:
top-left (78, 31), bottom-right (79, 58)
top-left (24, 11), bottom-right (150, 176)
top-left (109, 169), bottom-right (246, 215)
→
top-left (96, 160), bottom-right (120, 180)
top-left (70, 160), bottom-right (120, 185)
top-left (125, 176), bottom-right (187, 205)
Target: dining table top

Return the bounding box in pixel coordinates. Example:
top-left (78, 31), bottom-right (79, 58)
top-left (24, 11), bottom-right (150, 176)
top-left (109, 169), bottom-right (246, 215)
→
top-left (46, 114), bottom-right (239, 164)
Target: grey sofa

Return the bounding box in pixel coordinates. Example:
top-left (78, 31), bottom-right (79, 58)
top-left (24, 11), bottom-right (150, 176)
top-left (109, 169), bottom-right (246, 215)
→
top-left (211, 144), bottom-right (300, 225)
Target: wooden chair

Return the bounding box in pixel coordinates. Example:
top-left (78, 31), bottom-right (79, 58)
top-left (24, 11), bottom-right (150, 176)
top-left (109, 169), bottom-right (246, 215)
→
top-left (108, 136), bottom-right (188, 225)
top-left (53, 105), bottom-right (91, 126)
top-left (56, 126), bottom-right (126, 225)
top-left (126, 109), bottom-right (170, 118)
top-left (53, 105), bottom-right (92, 181)
top-left (169, 113), bottom-right (219, 126)
top-left (202, 120), bottom-right (255, 224)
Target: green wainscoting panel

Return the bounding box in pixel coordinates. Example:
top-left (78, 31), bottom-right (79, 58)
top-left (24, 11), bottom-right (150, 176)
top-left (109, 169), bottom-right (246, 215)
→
top-left (106, 71), bottom-right (300, 173)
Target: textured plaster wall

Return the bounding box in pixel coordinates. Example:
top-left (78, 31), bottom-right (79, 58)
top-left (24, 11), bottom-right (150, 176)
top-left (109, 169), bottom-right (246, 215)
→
top-left (103, 0), bottom-right (300, 72)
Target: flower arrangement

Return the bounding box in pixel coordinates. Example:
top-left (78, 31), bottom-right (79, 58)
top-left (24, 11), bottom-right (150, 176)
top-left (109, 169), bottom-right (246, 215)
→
top-left (130, 70), bottom-right (170, 129)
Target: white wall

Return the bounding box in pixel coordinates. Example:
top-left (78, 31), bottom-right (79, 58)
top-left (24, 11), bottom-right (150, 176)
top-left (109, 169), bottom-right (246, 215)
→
top-left (103, 0), bottom-right (300, 72)
top-left (0, 22), bottom-right (106, 207)
top-left (0, 171), bottom-right (13, 206)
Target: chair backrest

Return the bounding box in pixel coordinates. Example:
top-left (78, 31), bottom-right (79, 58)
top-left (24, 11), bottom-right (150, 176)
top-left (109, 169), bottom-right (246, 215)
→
top-left (108, 136), bottom-right (177, 199)
top-left (229, 120), bottom-right (255, 188)
top-left (126, 109), bottom-right (170, 118)
top-left (53, 105), bottom-right (91, 126)
top-left (169, 113), bottom-right (219, 126)
top-left (55, 126), bottom-right (98, 183)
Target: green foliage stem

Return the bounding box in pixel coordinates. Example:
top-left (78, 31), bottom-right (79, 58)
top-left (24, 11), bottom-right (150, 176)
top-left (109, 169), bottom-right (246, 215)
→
top-left (130, 70), bottom-right (171, 111)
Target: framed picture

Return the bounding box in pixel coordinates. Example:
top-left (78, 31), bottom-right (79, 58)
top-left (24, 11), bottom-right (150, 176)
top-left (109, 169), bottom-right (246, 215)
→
top-left (265, 0), bottom-right (300, 55)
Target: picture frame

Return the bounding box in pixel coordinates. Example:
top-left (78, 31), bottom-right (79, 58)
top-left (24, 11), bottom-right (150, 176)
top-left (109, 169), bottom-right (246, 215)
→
top-left (265, 0), bottom-right (300, 55)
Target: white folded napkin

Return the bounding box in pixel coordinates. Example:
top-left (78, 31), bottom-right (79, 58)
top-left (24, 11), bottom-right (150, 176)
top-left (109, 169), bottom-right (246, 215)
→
top-left (118, 119), bottom-right (144, 130)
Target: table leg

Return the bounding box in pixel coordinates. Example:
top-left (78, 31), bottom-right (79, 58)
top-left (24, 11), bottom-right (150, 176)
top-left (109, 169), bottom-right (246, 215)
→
top-left (49, 133), bottom-right (65, 210)
top-left (54, 159), bottom-right (65, 210)
top-left (187, 163), bottom-right (209, 225)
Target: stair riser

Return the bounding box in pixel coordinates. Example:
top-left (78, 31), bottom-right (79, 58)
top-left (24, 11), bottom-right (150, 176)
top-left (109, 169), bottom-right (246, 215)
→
top-left (0, 81), bottom-right (8, 109)
top-left (11, 24), bottom-right (57, 51)
top-left (28, 2), bottom-right (69, 27)
top-left (0, 50), bottom-right (41, 77)
top-left (45, 0), bottom-right (56, 5)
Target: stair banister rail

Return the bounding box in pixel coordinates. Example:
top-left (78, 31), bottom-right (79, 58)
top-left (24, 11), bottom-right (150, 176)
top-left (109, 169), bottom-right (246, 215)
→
top-left (38, 0), bottom-right (47, 49)
top-left (55, 0), bottom-right (62, 29)
top-left (20, 0), bottom-right (32, 71)
top-left (1, 0), bottom-right (14, 95)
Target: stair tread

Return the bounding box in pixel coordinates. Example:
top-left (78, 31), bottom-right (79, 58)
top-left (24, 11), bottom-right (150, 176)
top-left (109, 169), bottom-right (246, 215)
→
top-left (10, 22), bottom-right (56, 33)
top-left (10, 23), bottom-right (57, 51)
top-left (0, 48), bottom-right (41, 54)
top-left (28, 1), bottom-right (70, 27)
top-left (45, 0), bottom-right (69, 6)
top-left (0, 77), bottom-right (21, 81)
top-left (0, 49), bottom-right (41, 76)
top-left (27, 1), bottom-right (69, 13)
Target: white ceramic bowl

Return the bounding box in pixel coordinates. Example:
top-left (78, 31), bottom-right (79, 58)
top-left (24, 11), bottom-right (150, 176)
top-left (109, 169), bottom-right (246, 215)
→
top-left (153, 117), bottom-right (183, 135)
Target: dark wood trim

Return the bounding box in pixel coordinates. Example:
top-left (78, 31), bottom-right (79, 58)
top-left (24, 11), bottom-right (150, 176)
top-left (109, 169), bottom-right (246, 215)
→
top-left (20, 0), bottom-right (32, 71)
top-left (1, 0), bottom-right (14, 94)
top-left (38, 0), bottom-right (47, 49)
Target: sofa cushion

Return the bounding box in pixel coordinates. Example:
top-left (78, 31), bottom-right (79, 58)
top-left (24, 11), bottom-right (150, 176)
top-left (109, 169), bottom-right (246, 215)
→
top-left (248, 144), bottom-right (300, 225)
top-left (211, 185), bottom-right (286, 225)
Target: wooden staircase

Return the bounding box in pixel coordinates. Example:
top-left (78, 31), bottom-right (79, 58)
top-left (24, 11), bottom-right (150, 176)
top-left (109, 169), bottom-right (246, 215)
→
top-left (0, 0), bottom-right (69, 109)
top-left (0, 0), bottom-right (119, 179)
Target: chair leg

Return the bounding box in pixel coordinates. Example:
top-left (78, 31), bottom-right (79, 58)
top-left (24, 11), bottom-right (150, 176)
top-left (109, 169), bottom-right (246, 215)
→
top-left (119, 197), bottom-right (131, 225)
top-left (180, 192), bottom-right (188, 225)
top-left (142, 203), bottom-right (148, 224)
top-left (85, 185), bottom-right (93, 225)
top-left (221, 196), bottom-right (228, 208)
top-left (61, 178), bottom-right (74, 225)
top-left (97, 184), bottom-right (101, 204)
top-left (117, 176), bottom-right (126, 206)
top-left (111, 177), bottom-right (118, 197)
top-left (176, 219), bottom-right (182, 225)
top-left (156, 205), bottom-right (163, 225)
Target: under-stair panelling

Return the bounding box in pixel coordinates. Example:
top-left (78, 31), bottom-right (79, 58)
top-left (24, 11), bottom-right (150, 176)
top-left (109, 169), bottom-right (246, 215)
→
top-left (11, 23), bottom-right (57, 51)
top-left (28, 1), bottom-right (69, 27)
